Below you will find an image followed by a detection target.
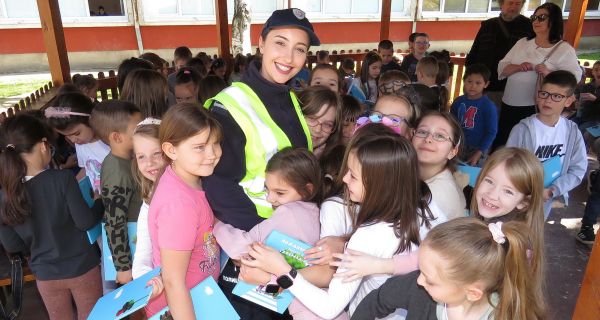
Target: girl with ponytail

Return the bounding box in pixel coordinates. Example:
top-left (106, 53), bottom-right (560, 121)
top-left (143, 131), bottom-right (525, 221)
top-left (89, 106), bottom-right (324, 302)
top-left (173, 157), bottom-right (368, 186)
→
top-left (352, 218), bottom-right (546, 320)
top-left (0, 114), bottom-right (103, 319)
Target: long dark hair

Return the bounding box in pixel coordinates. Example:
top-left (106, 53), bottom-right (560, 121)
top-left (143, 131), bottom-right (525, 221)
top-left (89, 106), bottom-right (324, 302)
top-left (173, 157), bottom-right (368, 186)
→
top-left (343, 123), bottom-right (435, 253)
top-left (359, 51), bottom-right (382, 97)
top-left (528, 2), bottom-right (563, 44)
top-left (0, 114), bottom-right (51, 225)
top-left (266, 148), bottom-right (322, 203)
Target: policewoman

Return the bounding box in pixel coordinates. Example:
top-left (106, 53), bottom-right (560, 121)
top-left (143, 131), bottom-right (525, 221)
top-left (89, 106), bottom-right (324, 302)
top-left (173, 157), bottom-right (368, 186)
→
top-left (203, 8), bottom-right (319, 319)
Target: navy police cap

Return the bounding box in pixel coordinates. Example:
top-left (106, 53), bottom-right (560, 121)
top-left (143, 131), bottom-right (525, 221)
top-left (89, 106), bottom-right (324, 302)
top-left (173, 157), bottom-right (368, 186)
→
top-left (261, 8), bottom-right (320, 46)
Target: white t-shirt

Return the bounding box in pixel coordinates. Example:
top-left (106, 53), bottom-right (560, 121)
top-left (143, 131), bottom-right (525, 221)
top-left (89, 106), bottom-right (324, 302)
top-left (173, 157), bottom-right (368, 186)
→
top-left (498, 38), bottom-right (582, 107)
top-left (132, 202), bottom-right (153, 279)
top-left (532, 116), bottom-right (567, 164)
top-left (319, 196), bottom-right (353, 238)
top-left (425, 169), bottom-right (467, 220)
top-left (75, 140), bottom-right (110, 193)
top-left (289, 203), bottom-right (447, 319)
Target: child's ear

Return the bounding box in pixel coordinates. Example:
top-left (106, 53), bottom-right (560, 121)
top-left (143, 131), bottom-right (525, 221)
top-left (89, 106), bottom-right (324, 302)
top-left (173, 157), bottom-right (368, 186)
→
top-left (162, 142), bottom-right (176, 161)
top-left (484, 81), bottom-right (490, 89)
top-left (465, 282), bottom-right (485, 302)
top-left (566, 93), bottom-right (576, 107)
top-left (109, 132), bottom-right (121, 144)
top-left (447, 143), bottom-right (459, 160)
top-left (258, 36), bottom-right (265, 55)
top-left (516, 195), bottom-right (530, 211)
top-left (305, 183), bottom-right (314, 196)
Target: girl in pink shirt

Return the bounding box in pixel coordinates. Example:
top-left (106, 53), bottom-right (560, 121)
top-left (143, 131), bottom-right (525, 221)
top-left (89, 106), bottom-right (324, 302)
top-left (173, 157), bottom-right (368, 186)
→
top-left (145, 103), bottom-right (222, 318)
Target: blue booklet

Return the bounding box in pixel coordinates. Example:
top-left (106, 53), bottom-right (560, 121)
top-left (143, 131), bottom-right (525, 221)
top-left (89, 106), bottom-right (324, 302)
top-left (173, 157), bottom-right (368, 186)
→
top-left (457, 164), bottom-right (481, 188)
top-left (542, 155), bottom-right (561, 188)
top-left (102, 222), bottom-right (138, 281)
top-left (148, 277), bottom-right (239, 320)
top-left (232, 230), bottom-right (312, 314)
top-left (586, 124), bottom-right (600, 138)
top-left (79, 177), bottom-right (102, 244)
top-left (88, 267), bottom-right (160, 320)
top-left (78, 176), bottom-right (95, 207)
top-left (458, 155), bottom-right (561, 189)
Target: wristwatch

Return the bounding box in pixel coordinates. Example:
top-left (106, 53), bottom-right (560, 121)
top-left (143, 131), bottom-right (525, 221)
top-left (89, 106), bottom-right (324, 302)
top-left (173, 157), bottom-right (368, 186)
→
top-left (264, 274), bottom-right (280, 294)
top-left (276, 267), bottom-right (297, 289)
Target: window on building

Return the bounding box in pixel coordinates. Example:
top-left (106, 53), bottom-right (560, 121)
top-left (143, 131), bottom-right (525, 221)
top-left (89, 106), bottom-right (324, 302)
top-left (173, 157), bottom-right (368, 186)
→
top-left (290, 0), bottom-right (411, 18)
top-left (422, 0), bottom-right (599, 16)
top-left (0, 0), bottom-right (125, 21)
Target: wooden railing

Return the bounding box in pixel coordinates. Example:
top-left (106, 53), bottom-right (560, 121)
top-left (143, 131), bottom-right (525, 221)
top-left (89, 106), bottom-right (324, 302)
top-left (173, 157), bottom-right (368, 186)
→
top-left (1, 81), bottom-right (56, 120)
top-left (1, 51), bottom-right (594, 124)
top-left (308, 50), bottom-right (594, 103)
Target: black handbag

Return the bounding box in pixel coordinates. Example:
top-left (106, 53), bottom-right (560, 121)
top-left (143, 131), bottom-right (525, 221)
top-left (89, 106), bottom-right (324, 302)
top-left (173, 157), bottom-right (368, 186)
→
top-left (0, 254), bottom-right (24, 320)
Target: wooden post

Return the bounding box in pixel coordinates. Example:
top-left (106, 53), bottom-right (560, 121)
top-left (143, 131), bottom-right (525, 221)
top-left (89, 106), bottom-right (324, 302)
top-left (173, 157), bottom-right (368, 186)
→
top-left (215, 0), bottom-right (231, 59)
top-left (36, 0), bottom-right (70, 85)
top-left (573, 238), bottom-right (600, 319)
top-left (380, 0), bottom-right (392, 41)
top-left (564, 0), bottom-right (589, 48)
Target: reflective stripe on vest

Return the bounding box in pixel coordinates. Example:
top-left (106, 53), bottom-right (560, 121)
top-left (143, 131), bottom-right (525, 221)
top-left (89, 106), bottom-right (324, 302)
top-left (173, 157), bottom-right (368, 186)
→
top-left (205, 82), bottom-right (312, 218)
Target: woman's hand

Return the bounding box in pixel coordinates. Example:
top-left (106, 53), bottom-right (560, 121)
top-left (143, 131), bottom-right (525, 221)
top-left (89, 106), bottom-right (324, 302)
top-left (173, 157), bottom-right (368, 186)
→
top-left (520, 62), bottom-right (534, 72)
top-left (239, 263), bottom-right (271, 285)
top-left (147, 275), bottom-right (164, 300)
top-left (330, 249), bottom-right (391, 282)
top-left (241, 242), bottom-right (291, 277)
top-left (501, 63), bottom-right (532, 77)
top-left (534, 63), bottom-right (550, 76)
top-left (580, 92), bottom-right (597, 102)
top-left (304, 236), bottom-right (346, 266)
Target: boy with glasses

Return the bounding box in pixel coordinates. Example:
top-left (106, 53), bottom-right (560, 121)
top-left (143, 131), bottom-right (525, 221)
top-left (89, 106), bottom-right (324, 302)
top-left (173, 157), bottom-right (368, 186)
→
top-left (507, 70), bottom-right (587, 219)
top-left (400, 33), bottom-right (430, 82)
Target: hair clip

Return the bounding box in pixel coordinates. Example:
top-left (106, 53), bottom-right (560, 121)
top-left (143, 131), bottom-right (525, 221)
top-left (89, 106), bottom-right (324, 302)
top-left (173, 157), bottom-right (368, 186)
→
top-left (488, 222), bottom-right (506, 244)
top-left (5, 144), bottom-right (16, 150)
top-left (136, 117), bottom-right (161, 127)
top-left (44, 107), bottom-right (90, 119)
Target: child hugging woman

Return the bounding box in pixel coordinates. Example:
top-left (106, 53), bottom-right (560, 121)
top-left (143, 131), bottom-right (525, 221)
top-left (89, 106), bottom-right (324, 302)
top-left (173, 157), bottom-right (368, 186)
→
top-left (351, 218), bottom-right (546, 320)
top-left (241, 123), bottom-right (446, 319)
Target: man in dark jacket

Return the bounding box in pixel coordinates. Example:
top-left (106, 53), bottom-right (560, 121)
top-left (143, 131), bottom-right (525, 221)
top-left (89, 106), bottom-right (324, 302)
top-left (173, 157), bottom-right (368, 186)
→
top-left (466, 0), bottom-right (533, 108)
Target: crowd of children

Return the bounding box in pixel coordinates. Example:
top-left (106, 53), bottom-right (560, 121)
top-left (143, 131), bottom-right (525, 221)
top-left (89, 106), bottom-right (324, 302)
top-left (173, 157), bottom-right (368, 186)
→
top-left (0, 6), bottom-right (598, 320)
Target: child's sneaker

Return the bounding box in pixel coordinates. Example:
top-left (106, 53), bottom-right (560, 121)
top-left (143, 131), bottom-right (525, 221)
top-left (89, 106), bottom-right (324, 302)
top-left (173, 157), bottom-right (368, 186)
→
top-left (576, 225), bottom-right (596, 244)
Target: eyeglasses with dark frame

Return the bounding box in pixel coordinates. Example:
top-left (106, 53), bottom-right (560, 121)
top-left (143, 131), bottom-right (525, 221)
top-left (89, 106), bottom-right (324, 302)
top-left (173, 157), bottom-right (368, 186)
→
top-left (537, 90), bottom-right (570, 102)
top-left (306, 117), bottom-right (335, 134)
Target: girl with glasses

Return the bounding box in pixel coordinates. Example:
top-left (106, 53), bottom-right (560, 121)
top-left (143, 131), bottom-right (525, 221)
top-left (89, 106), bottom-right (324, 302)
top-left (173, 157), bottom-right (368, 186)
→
top-left (411, 111), bottom-right (466, 220)
top-left (299, 85), bottom-right (342, 158)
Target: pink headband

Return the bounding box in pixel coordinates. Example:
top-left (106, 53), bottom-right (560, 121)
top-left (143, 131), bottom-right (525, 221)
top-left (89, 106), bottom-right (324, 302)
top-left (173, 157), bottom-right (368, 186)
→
top-left (44, 107), bottom-right (90, 119)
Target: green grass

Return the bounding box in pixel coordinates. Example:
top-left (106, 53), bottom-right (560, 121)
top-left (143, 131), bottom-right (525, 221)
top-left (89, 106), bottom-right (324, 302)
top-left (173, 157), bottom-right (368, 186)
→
top-left (0, 79), bottom-right (52, 99)
top-left (579, 51), bottom-right (600, 67)
top-left (579, 52), bottom-right (600, 61)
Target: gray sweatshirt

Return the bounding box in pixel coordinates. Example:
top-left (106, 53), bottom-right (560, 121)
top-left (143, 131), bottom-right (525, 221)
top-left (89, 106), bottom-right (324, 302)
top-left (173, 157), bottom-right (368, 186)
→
top-left (506, 115), bottom-right (587, 216)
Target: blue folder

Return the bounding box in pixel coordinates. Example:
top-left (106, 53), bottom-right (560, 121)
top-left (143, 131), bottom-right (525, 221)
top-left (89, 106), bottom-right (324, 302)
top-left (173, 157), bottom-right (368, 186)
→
top-left (149, 277), bottom-right (239, 320)
top-left (457, 155), bottom-right (561, 189)
top-left (232, 230), bottom-right (312, 314)
top-left (88, 267), bottom-right (160, 320)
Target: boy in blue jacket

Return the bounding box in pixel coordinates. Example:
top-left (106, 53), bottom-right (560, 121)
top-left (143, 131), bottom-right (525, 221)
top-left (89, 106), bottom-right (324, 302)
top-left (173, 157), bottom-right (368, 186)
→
top-left (451, 63), bottom-right (498, 166)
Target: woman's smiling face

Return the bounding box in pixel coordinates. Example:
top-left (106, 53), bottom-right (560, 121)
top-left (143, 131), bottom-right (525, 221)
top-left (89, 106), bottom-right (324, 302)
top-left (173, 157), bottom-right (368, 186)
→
top-left (258, 28), bottom-right (310, 84)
